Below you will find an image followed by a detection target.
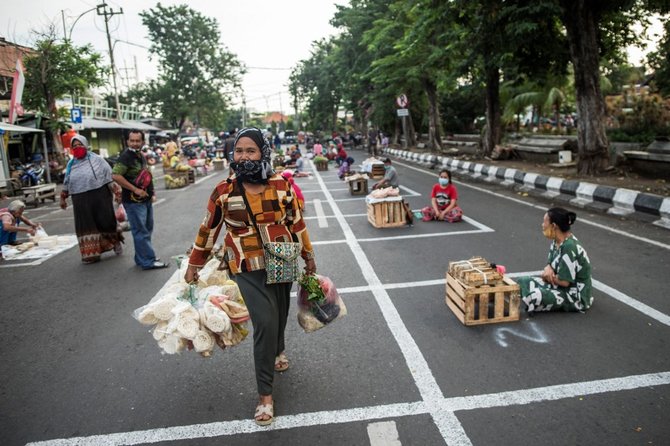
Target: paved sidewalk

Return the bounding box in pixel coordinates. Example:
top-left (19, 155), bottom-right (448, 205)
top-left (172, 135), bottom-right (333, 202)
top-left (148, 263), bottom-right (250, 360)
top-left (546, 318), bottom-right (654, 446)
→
top-left (384, 148), bottom-right (670, 230)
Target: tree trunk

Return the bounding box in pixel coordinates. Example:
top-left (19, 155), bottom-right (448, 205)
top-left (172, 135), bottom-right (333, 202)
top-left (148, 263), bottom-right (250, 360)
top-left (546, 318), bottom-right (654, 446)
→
top-left (483, 65), bottom-right (501, 156)
top-left (394, 117), bottom-right (402, 145)
top-left (422, 77), bottom-right (442, 152)
top-left (407, 113), bottom-right (417, 147)
top-left (331, 104), bottom-right (338, 133)
top-left (561, 0), bottom-right (609, 174)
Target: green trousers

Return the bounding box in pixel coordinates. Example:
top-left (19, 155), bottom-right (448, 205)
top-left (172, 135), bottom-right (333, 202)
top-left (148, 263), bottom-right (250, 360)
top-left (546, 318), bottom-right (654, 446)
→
top-left (233, 270), bottom-right (292, 395)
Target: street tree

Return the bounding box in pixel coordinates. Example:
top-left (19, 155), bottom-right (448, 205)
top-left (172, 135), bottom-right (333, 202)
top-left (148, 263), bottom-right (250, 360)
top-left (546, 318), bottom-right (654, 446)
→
top-left (648, 19), bottom-right (670, 96)
top-left (138, 3), bottom-right (244, 131)
top-left (22, 28), bottom-right (106, 150)
top-left (555, 0), bottom-right (670, 173)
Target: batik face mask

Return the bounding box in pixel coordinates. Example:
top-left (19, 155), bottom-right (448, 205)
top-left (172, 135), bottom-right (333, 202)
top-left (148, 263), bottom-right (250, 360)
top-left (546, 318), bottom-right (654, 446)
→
top-left (231, 159), bottom-right (266, 183)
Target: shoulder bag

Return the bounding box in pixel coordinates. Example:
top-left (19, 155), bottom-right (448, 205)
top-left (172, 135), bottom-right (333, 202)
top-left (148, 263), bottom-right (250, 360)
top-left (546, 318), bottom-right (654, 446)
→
top-left (238, 179), bottom-right (301, 284)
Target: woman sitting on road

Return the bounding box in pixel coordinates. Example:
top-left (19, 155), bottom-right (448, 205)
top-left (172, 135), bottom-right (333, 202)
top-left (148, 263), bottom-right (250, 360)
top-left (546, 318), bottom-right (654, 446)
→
top-left (185, 127), bottom-right (316, 426)
top-left (517, 207), bottom-right (593, 313)
top-left (421, 169), bottom-right (462, 222)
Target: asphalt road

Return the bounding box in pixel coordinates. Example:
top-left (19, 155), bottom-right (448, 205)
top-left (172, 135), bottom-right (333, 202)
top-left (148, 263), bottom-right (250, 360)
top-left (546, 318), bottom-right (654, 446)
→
top-left (1, 149), bottom-right (669, 446)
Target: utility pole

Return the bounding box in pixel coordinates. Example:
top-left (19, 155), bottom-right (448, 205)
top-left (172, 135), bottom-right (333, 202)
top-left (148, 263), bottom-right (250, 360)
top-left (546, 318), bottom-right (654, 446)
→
top-left (97, 1), bottom-right (123, 120)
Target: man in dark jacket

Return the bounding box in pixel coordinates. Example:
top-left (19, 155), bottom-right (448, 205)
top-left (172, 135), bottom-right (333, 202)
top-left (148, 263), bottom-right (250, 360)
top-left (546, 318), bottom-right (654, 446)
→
top-left (112, 129), bottom-right (167, 270)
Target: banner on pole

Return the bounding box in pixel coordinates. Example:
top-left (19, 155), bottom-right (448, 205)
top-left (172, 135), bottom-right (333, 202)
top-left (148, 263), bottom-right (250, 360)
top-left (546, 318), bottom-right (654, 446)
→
top-left (9, 57), bottom-right (26, 124)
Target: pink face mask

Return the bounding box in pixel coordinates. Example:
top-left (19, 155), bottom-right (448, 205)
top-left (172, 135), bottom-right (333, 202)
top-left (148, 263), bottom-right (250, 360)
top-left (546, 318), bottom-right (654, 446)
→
top-left (72, 146), bottom-right (87, 159)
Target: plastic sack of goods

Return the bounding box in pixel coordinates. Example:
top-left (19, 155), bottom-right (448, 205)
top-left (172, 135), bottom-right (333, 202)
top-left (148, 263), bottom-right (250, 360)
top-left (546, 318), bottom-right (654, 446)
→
top-left (132, 257), bottom-right (250, 356)
top-left (296, 274), bottom-right (347, 333)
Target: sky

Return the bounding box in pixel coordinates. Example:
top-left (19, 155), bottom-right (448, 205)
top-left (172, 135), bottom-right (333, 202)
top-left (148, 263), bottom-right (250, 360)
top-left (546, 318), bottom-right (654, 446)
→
top-left (3, 0), bottom-right (346, 113)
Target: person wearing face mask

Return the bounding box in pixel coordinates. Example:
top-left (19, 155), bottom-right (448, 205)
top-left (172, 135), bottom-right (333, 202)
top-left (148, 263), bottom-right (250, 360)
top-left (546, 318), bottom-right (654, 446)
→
top-left (372, 158), bottom-right (399, 190)
top-left (60, 134), bottom-right (123, 263)
top-left (517, 207), bottom-right (593, 313)
top-left (184, 127), bottom-right (316, 427)
top-left (420, 169), bottom-right (462, 222)
top-left (112, 129), bottom-right (167, 270)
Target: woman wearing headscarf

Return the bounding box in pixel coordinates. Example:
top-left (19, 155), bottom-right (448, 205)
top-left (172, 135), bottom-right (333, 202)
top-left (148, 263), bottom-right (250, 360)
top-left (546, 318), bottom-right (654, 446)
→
top-left (60, 135), bottom-right (123, 263)
top-left (185, 127), bottom-right (317, 426)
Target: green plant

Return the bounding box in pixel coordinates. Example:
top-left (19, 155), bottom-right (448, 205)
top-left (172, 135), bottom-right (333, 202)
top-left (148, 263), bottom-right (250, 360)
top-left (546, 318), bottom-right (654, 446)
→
top-left (298, 274), bottom-right (325, 302)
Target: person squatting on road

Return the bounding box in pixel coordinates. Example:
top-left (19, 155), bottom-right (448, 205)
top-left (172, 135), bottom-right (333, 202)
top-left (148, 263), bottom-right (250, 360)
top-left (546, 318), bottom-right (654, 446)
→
top-left (60, 135), bottom-right (124, 263)
top-left (0, 200), bottom-right (39, 247)
top-left (421, 169), bottom-right (463, 222)
top-left (184, 127), bottom-right (317, 426)
top-left (517, 207), bottom-right (593, 313)
top-left (112, 129), bottom-right (168, 270)
top-left (372, 158), bottom-right (399, 190)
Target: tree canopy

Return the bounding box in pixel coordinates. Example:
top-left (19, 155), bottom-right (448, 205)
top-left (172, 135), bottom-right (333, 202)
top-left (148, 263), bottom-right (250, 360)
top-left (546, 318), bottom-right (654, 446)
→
top-left (288, 0), bottom-right (669, 174)
top-left (135, 3), bottom-right (245, 131)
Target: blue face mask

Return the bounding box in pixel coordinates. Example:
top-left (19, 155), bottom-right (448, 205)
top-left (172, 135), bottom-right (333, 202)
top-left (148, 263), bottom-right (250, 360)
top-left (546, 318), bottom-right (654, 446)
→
top-left (384, 165), bottom-right (391, 170)
top-left (438, 178), bottom-right (450, 186)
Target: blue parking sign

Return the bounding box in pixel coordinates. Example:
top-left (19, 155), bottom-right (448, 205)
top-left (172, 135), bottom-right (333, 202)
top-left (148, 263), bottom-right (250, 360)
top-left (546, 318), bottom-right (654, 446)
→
top-left (71, 107), bottom-right (82, 124)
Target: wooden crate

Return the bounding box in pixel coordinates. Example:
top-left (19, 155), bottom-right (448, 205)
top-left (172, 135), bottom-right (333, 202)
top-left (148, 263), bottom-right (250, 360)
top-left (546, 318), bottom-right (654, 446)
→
top-left (367, 200), bottom-right (406, 228)
top-left (371, 164), bottom-right (385, 179)
top-left (445, 272), bottom-right (520, 326)
top-left (315, 160), bottom-right (328, 171)
top-left (448, 257), bottom-right (502, 286)
top-left (348, 178), bottom-right (368, 195)
top-left (212, 159), bottom-right (226, 171)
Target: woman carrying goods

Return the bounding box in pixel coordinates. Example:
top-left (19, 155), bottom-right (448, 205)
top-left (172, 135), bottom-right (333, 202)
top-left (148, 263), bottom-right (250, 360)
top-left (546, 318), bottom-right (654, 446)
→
top-left (185, 127), bottom-right (317, 426)
top-left (60, 135), bottom-right (123, 263)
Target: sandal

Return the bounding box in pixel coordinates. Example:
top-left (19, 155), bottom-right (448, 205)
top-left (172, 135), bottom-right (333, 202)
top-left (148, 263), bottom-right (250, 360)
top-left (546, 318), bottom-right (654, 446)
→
top-left (254, 402), bottom-right (274, 426)
top-left (274, 352), bottom-right (289, 372)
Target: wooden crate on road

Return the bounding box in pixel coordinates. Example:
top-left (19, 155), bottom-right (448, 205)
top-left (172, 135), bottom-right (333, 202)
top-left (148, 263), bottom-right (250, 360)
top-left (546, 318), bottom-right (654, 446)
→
top-left (446, 272), bottom-right (520, 326)
top-left (348, 178), bottom-right (368, 195)
top-left (367, 199), bottom-right (406, 228)
top-left (22, 184), bottom-right (57, 207)
top-left (315, 160), bottom-right (328, 171)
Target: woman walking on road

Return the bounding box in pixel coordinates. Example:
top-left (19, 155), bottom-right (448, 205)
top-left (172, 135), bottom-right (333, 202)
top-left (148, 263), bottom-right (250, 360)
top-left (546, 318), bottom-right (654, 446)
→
top-left (185, 127), bottom-right (317, 426)
top-left (517, 207), bottom-right (592, 313)
top-left (60, 135), bottom-right (123, 263)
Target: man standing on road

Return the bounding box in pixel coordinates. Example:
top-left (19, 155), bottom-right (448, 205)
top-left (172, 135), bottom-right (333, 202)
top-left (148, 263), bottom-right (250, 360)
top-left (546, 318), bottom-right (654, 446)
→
top-left (368, 127), bottom-right (379, 156)
top-left (112, 129), bottom-right (167, 270)
top-left (224, 129), bottom-right (237, 161)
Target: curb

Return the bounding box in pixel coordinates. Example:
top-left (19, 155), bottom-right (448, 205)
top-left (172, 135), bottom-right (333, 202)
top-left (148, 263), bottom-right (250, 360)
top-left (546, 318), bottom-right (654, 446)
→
top-left (384, 148), bottom-right (670, 230)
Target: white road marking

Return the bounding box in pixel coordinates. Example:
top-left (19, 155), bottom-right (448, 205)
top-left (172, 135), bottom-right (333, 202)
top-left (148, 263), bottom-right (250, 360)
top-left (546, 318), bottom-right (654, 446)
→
top-left (494, 321), bottom-right (550, 348)
top-left (313, 199), bottom-right (328, 228)
top-left (368, 421), bottom-right (402, 446)
top-left (301, 188), bottom-right (348, 193)
top-left (394, 160), bottom-right (670, 251)
top-left (592, 279), bottom-right (670, 327)
top-left (399, 184), bottom-right (421, 196)
top-left (26, 372), bottom-right (670, 445)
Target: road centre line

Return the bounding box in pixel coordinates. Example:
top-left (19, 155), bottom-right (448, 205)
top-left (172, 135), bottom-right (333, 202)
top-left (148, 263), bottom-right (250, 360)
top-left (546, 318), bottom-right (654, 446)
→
top-left (301, 188), bottom-right (348, 192)
top-left (309, 164), bottom-right (458, 439)
top-left (312, 199), bottom-right (328, 228)
top-left (27, 371), bottom-right (670, 446)
top-left (393, 160), bottom-right (670, 251)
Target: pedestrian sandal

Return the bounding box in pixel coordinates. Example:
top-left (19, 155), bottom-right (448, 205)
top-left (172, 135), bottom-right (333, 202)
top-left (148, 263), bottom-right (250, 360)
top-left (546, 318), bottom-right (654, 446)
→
top-left (254, 402), bottom-right (274, 426)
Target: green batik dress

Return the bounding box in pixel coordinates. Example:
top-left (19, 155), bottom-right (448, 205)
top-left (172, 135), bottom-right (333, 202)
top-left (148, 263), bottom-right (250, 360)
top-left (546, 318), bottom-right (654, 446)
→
top-left (517, 235), bottom-right (593, 312)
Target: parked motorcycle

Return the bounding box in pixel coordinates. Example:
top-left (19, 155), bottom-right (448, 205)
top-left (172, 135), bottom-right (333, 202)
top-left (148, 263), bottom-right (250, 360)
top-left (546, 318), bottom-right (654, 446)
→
top-left (16, 163), bottom-right (46, 187)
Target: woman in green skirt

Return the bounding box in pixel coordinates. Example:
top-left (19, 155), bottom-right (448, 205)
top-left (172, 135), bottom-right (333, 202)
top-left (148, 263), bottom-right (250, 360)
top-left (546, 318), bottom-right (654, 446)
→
top-left (517, 207), bottom-right (592, 313)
